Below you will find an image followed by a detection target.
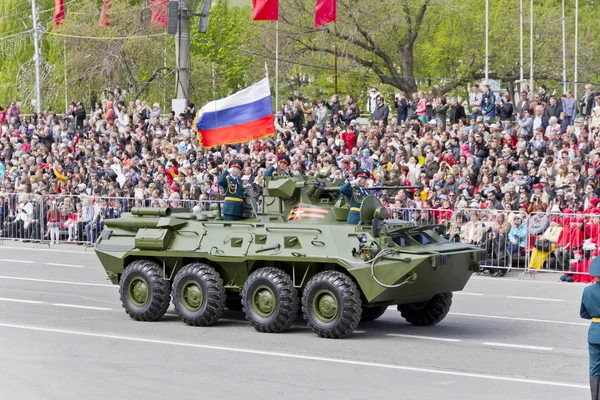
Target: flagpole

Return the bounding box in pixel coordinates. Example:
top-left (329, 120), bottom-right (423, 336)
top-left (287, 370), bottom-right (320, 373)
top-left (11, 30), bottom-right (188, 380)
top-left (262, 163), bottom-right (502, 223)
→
top-left (519, 0), bottom-right (523, 93)
top-left (31, 0), bottom-right (42, 113)
top-left (484, 0), bottom-right (488, 84)
top-left (334, 20), bottom-right (338, 94)
top-left (63, 40), bottom-right (68, 111)
top-left (266, 61), bottom-right (278, 154)
top-left (275, 20), bottom-right (279, 113)
top-left (529, 0), bottom-right (534, 91)
top-left (574, 0), bottom-right (579, 101)
top-left (212, 63), bottom-right (218, 148)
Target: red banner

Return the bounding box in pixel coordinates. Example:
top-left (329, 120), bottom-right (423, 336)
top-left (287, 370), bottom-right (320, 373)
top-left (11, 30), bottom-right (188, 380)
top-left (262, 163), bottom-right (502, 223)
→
top-left (252, 0), bottom-right (278, 21)
top-left (315, 0), bottom-right (336, 27)
top-left (98, 0), bottom-right (111, 27)
top-left (53, 0), bottom-right (65, 30)
top-left (149, 0), bottom-right (168, 30)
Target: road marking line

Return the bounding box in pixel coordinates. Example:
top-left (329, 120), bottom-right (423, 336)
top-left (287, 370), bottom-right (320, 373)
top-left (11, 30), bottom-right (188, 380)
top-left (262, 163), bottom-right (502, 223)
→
top-left (52, 303), bottom-right (112, 311)
top-left (450, 312), bottom-right (588, 326)
top-left (45, 263), bottom-right (85, 268)
top-left (471, 276), bottom-right (580, 286)
top-left (353, 330), bottom-right (366, 334)
top-left (0, 297), bottom-right (43, 304)
top-left (0, 322), bottom-right (587, 390)
top-left (0, 296), bottom-right (115, 310)
top-left (506, 296), bottom-right (563, 302)
top-left (0, 259), bottom-right (34, 264)
top-left (482, 342), bottom-right (554, 351)
top-left (0, 246), bottom-right (95, 255)
top-left (0, 276), bottom-right (114, 288)
top-left (455, 292), bottom-right (484, 296)
top-left (387, 333), bottom-right (461, 342)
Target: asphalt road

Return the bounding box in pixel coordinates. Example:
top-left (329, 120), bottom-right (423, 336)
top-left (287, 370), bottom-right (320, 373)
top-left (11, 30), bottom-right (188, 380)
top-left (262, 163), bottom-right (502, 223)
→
top-left (0, 242), bottom-right (592, 399)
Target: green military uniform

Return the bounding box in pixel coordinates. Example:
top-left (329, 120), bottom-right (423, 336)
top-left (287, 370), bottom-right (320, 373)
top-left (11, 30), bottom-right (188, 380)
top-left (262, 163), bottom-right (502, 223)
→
top-left (581, 256), bottom-right (600, 400)
top-left (265, 154), bottom-right (290, 178)
top-left (340, 169), bottom-right (370, 225)
top-left (218, 159), bottom-right (245, 221)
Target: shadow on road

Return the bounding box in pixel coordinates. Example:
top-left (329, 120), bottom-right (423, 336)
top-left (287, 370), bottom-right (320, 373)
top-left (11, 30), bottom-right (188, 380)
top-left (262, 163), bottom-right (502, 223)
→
top-left (161, 309), bottom-right (497, 340)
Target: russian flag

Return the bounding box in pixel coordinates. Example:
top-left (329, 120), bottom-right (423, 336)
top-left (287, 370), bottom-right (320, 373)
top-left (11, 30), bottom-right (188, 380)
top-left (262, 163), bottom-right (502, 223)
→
top-left (195, 78), bottom-right (275, 148)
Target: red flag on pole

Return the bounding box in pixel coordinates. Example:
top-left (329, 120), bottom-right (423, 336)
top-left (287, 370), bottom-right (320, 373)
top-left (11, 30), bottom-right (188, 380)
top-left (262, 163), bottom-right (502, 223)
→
top-left (53, 0), bottom-right (65, 30)
top-left (252, 0), bottom-right (278, 21)
top-left (98, 0), bottom-right (112, 27)
top-left (149, 0), bottom-right (168, 29)
top-left (315, 0), bottom-right (336, 27)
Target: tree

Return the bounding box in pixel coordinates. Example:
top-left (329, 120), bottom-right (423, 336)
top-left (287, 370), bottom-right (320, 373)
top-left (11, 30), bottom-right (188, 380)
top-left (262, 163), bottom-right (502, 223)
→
top-left (47, 0), bottom-right (175, 107)
top-left (276, 0), bottom-right (600, 99)
top-left (189, 0), bottom-right (262, 102)
top-left (1, 0), bottom-right (600, 111)
top-left (279, 0), bottom-right (436, 96)
top-left (0, 0), bottom-right (54, 109)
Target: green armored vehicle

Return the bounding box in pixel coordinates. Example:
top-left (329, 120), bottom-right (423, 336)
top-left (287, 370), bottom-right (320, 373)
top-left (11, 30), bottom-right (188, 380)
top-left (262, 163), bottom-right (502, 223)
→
top-left (95, 175), bottom-right (484, 338)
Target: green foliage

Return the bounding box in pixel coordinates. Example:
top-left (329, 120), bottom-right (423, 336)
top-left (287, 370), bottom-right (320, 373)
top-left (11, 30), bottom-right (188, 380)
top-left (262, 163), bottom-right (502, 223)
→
top-left (0, 0), bottom-right (599, 112)
top-left (0, 0), bottom-right (52, 108)
top-left (189, 1), bottom-right (263, 102)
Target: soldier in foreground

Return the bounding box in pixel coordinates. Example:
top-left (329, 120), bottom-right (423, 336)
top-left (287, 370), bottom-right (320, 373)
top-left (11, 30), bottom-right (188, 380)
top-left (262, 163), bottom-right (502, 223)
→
top-left (340, 169), bottom-right (370, 224)
top-left (218, 159), bottom-right (244, 221)
top-left (580, 256), bottom-right (600, 400)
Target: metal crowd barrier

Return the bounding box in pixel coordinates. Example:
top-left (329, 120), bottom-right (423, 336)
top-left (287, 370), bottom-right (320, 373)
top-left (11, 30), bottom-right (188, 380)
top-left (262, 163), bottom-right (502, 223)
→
top-left (0, 193), bottom-right (223, 247)
top-left (388, 207), bottom-right (527, 276)
top-left (0, 193), bottom-right (45, 243)
top-left (522, 211), bottom-right (598, 282)
top-left (387, 206), bottom-right (600, 282)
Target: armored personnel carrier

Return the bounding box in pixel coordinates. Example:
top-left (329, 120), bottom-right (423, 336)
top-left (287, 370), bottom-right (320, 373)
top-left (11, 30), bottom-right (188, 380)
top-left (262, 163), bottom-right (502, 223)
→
top-left (95, 174), bottom-right (484, 338)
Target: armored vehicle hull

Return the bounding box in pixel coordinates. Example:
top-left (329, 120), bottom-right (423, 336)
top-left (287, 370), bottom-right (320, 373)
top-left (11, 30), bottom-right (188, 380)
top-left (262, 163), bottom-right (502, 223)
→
top-left (95, 177), bottom-right (483, 338)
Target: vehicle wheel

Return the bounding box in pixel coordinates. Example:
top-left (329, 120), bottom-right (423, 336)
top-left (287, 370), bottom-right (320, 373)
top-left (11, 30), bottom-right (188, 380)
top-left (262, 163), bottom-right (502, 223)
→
top-left (172, 263), bottom-right (226, 326)
top-left (302, 271), bottom-right (362, 339)
top-left (225, 293), bottom-right (243, 312)
top-left (241, 267), bottom-right (298, 333)
top-left (119, 259), bottom-right (171, 321)
top-left (360, 305), bottom-right (387, 322)
top-left (397, 292), bottom-right (453, 326)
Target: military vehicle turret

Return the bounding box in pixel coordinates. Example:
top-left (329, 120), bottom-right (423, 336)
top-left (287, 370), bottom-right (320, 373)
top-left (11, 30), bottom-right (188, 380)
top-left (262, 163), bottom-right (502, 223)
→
top-left (95, 173), bottom-right (484, 338)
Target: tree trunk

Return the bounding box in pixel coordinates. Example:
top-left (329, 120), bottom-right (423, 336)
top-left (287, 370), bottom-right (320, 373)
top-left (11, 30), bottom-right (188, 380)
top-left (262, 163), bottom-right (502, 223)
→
top-left (400, 43), bottom-right (417, 96)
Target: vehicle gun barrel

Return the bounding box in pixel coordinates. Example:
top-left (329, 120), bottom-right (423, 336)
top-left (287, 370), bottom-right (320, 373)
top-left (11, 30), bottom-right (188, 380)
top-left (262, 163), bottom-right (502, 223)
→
top-left (130, 207), bottom-right (171, 217)
top-left (103, 219), bottom-right (160, 230)
top-left (363, 186), bottom-right (421, 191)
top-left (310, 184), bottom-right (421, 192)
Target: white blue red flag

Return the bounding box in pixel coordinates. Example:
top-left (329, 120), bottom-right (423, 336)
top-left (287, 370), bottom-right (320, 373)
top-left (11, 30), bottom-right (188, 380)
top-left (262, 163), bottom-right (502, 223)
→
top-left (194, 78), bottom-right (275, 147)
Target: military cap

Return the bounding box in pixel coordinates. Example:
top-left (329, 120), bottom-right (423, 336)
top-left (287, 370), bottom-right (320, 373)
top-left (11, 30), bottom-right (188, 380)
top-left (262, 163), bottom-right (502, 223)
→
top-left (230, 159), bottom-right (243, 169)
top-left (356, 169), bottom-right (371, 179)
top-left (277, 154), bottom-right (290, 165)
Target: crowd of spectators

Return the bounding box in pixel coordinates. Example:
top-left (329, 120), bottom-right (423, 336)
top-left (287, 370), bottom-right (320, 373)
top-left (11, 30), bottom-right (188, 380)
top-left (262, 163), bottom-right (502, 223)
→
top-left (1, 83), bottom-right (600, 257)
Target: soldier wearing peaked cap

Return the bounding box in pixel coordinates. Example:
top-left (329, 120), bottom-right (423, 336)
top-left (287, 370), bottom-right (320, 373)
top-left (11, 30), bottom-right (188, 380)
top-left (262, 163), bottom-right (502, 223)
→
top-left (265, 154), bottom-right (290, 178)
top-left (218, 159), bottom-right (245, 221)
top-left (581, 256), bottom-right (600, 400)
top-left (340, 169), bottom-right (370, 224)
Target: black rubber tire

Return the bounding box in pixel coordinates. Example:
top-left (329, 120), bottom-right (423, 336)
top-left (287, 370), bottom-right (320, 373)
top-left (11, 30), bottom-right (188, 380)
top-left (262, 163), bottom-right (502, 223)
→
top-left (302, 271), bottom-right (362, 339)
top-left (397, 292), bottom-right (453, 326)
top-left (225, 293), bottom-right (244, 312)
top-left (241, 267), bottom-right (299, 333)
top-left (360, 305), bottom-right (387, 322)
top-left (172, 263), bottom-right (226, 326)
top-left (119, 259), bottom-right (171, 322)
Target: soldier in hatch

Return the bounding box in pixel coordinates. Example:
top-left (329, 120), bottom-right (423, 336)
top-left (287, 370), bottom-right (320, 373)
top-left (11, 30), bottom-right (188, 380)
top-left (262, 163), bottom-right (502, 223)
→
top-left (265, 154), bottom-right (290, 177)
top-left (340, 169), bottom-right (370, 224)
top-left (218, 159), bottom-right (245, 221)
